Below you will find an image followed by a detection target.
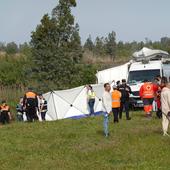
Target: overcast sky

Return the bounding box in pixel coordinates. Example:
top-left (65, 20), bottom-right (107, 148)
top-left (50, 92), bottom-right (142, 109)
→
top-left (0, 0), bottom-right (170, 44)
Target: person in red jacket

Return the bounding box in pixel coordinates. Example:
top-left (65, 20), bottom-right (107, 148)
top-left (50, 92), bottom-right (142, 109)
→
top-left (140, 80), bottom-right (156, 117)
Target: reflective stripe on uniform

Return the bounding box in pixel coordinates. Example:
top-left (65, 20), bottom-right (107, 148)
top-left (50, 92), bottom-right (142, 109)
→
top-left (112, 90), bottom-right (121, 108)
top-left (112, 99), bottom-right (120, 102)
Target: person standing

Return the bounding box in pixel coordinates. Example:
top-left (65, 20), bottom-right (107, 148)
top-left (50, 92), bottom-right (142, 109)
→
top-left (39, 94), bottom-right (48, 121)
top-left (161, 81), bottom-right (170, 136)
top-left (154, 76), bottom-right (167, 119)
top-left (116, 81), bottom-right (121, 89)
top-left (112, 85), bottom-right (121, 123)
top-left (0, 100), bottom-right (11, 125)
top-left (23, 88), bottom-right (39, 122)
top-left (16, 97), bottom-right (24, 122)
top-left (153, 77), bottom-right (162, 118)
top-left (139, 80), bottom-right (155, 117)
top-left (102, 83), bottom-right (112, 137)
top-left (87, 85), bottom-right (96, 116)
top-left (118, 79), bottom-right (132, 120)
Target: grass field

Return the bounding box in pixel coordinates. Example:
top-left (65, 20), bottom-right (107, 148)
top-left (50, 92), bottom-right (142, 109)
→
top-left (0, 111), bottom-right (170, 170)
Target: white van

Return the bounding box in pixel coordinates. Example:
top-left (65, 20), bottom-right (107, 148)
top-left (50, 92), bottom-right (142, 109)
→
top-left (96, 47), bottom-right (170, 108)
top-left (128, 60), bottom-right (163, 107)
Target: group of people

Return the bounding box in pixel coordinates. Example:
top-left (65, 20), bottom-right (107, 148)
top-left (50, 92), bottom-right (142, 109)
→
top-left (139, 76), bottom-right (170, 136)
top-left (101, 79), bottom-right (132, 137)
top-left (1, 77), bottom-right (170, 137)
top-left (101, 76), bottom-right (170, 137)
top-left (0, 88), bottom-right (48, 125)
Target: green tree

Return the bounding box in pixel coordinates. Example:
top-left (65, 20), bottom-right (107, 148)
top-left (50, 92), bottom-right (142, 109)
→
top-left (19, 42), bottom-right (32, 56)
top-left (0, 42), bottom-right (6, 51)
top-left (31, 0), bottom-right (82, 90)
top-left (105, 31), bottom-right (116, 59)
top-left (84, 35), bottom-right (94, 51)
top-left (6, 42), bottom-right (18, 54)
top-left (94, 36), bottom-right (105, 56)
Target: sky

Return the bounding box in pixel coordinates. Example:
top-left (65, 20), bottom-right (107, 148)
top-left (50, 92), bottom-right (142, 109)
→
top-left (0, 0), bottom-right (170, 44)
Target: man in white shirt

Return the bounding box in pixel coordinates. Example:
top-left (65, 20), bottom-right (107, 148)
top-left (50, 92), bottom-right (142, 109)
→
top-left (102, 83), bottom-right (112, 137)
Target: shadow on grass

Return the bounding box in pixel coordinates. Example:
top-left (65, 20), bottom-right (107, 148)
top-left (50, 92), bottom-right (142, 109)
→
top-left (96, 130), bottom-right (104, 136)
top-left (152, 128), bottom-right (162, 135)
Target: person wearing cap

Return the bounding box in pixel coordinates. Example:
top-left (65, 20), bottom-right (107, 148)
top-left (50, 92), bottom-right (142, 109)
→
top-left (0, 100), bottom-right (11, 125)
top-left (102, 83), bottom-right (112, 137)
top-left (112, 85), bottom-right (121, 123)
top-left (39, 94), bottom-right (48, 121)
top-left (23, 87), bottom-right (39, 122)
top-left (118, 79), bottom-right (132, 120)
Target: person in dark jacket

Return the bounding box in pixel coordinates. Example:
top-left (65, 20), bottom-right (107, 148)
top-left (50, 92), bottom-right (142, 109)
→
top-left (118, 79), bottom-right (132, 120)
top-left (0, 100), bottom-right (11, 124)
top-left (23, 88), bottom-right (39, 122)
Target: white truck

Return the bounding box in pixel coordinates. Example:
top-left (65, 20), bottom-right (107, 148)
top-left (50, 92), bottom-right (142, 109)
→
top-left (96, 47), bottom-right (170, 108)
top-left (128, 60), bottom-right (170, 107)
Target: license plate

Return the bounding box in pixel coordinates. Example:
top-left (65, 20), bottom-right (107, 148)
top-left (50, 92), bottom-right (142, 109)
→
top-left (137, 100), bottom-right (143, 104)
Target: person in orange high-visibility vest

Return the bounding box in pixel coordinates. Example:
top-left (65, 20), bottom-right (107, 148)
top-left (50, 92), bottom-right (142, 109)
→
top-left (112, 85), bottom-right (122, 123)
top-left (0, 100), bottom-right (11, 124)
top-left (140, 80), bottom-right (156, 117)
top-left (23, 88), bottom-right (38, 122)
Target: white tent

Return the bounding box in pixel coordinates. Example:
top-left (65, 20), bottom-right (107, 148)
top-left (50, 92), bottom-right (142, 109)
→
top-left (43, 84), bottom-right (104, 121)
top-left (96, 62), bottom-right (130, 84)
top-left (132, 47), bottom-right (169, 61)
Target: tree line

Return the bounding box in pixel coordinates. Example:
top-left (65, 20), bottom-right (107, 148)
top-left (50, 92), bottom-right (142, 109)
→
top-left (84, 35), bottom-right (170, 60)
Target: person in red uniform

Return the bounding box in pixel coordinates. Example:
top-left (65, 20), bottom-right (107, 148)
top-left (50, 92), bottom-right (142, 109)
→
top-left (140, 80), bottom-right (157, 117)
top-left (152, 77), bottom-right (161, 118)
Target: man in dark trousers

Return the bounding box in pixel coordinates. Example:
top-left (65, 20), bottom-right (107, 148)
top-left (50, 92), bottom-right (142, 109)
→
top-left (0, 100), bottom-right (11, 125)
top-left (39, 94), bottom-right (48, 121)
top-left (118, 79), bottom-right (132, 120)
top-left (23, 88), bottom-right (38, 122)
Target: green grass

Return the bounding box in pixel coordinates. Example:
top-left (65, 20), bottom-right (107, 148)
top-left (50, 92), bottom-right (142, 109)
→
top-left (0, 111), bottom-right (170, 170)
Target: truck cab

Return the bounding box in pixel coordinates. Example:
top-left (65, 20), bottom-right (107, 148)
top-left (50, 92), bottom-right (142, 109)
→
top-left (128, 60), bottom-right (162, 107)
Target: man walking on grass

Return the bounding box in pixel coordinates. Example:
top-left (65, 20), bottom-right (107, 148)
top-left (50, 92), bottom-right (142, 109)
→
top-left (102, 83), bottom-right (112, 137)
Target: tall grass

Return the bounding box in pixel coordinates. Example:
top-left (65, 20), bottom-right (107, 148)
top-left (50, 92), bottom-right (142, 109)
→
top-left (0, 86), bottom-right (26, 115)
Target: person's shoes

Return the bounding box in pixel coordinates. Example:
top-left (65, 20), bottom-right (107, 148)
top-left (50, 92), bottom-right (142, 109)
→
top-left (145, 114), bottom-right (152, 119)
top-left (114, 121), bottom-right (119, 123)
top-left (127, 117), bottom-right (131, 120)
top-left (163, 132), bottom-right (170, 137)
top-left (104, 133), bottom-right (110, 137)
